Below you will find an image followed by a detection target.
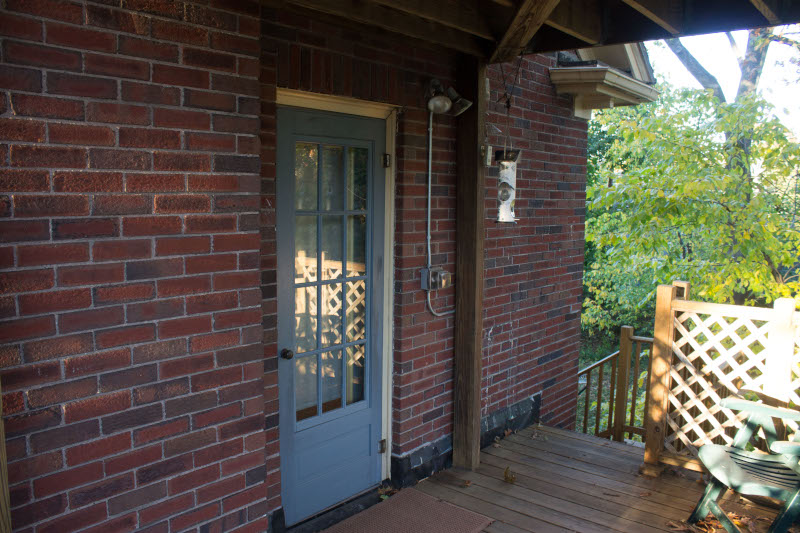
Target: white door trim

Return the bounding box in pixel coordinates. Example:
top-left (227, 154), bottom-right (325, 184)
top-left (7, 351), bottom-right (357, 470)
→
top-left (276, 88), bottom-right (396, 479)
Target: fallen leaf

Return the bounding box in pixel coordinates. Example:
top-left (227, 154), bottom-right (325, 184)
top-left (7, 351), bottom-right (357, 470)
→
top-left (504, 428), bottom-right (513, 437)
top-left (640, 491), bottom-right (652, 497)
top-left (463, 480), bottom-right (472, 488)
top-left (503, 466), bottom-right (516, 484)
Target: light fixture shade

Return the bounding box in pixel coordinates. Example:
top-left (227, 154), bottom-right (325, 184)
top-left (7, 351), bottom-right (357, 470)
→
top-left (427, 94), bottom-right (452, 114)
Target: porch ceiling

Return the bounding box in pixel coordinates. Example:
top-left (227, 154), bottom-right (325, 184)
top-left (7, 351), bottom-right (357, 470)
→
top-left (266, 0), bottom-right (800, 63)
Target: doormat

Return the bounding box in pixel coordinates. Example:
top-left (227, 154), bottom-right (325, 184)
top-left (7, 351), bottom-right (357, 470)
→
top-left (321, 487), bottom-right (492, 533)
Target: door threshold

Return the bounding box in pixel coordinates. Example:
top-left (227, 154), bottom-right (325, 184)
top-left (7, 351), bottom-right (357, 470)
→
top-left (279, 483), bottom-right (385, 533)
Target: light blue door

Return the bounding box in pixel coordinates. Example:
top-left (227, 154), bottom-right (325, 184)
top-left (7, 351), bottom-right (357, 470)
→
top-left (276, 107), bottom-right (385, 526)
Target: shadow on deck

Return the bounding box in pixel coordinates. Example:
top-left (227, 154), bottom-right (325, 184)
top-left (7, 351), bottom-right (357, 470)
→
top-left (414, 425), bottom-right (779, 532)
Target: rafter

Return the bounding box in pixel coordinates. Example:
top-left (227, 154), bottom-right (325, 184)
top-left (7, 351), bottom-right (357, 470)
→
top-left (366, 0), bottom-right (494, 41)
top-left (282, 0), bottom-right (489, 56)
top-left (749, 0), bottom-right (781, 25)
top-left (622, 0), bottom-right (682, 35)
top-left (545, 0), bottom-right (602, 45)
top-left (490, 0), bottom-right (562, 63)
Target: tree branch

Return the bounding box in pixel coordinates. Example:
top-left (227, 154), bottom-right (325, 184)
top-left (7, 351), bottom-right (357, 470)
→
top-left (726, 32), bottom-right (744, 69)
top-left (665, 38), bottom-right (726, 102)
top-left (736, 28), bottom-right (772, 100)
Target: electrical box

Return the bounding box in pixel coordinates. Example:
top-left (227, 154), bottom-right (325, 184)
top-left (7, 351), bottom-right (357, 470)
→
top-left (420, 267), bottom-right (452, 291)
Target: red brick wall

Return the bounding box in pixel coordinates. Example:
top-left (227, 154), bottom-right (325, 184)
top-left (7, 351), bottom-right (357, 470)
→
top-left (483, 57), bottom-right (586, 428)
top-left (0, 1), bottom-right (268, 531)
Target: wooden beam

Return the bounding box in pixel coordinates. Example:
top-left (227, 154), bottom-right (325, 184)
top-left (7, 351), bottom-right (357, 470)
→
top-left (544, 0), bottom-right (602, 45)
top-left (622, 0), bottom-right (682, 35)
top-left (283, 0), bottom-right (489, 56)
top-left (366, 0), bottom-right (495, 41)
top-left (490, 0), bottom-right (562, 63)
top-left (453, 56), bottom-right (487, 471)
top-left (749, 0), bottom-right (781, 25)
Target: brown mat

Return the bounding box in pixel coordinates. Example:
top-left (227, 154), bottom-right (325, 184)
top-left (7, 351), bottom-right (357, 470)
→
top-left (322, 488), bottom-right (492, 533)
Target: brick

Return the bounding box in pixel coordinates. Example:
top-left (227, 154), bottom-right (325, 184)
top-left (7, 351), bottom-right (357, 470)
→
top-left (102, 403), bottom-right (162, 434)
top-left (96, 323), bottom-right (155, 348)
top-left (185, 214), bottom-right (237, 233)
top-left (64, 390), bottom-right (130, 423)
top-left (127, 173), bottom-right (185, 192)
top-left (28, 377), bottom-right (96, 409)
top-left (0, 268), bottom-right (54, 293)
top-left (213, 233), bottom-right (260, 252)
top-left (86, 4), bottom-right (150, 35)
top-left (213, 114), bottom-right (259, 134)
top-left (86, 52), bottom-right (149, 80)
top-left (0, 118), bottom-right (46, 142)
top-left (11, 145), bottom-right (86, 169)
top-left (0, 248), bottom-right (13, 270)
top-left (124, 216), bottom-right (182, 236)
top-left (31, 419), bottom-right (100, 453)
top-left (211, 32), bottom-right (259, 56)
top-left (93, 194), bottom-right (152, 216)
top-left (133, 417), bottom-right (189, 446)
top-left (153, 108), bottom-right (210, 130)
top-left (11, 494), bottom-right (66, 529)
top-left (3, 40), bottom-right (81, 70)
top-left (4, 406), bottom-right (61, 437)
top-left (108, 482), bottom-right (166, 515)
top-left (168, 464), bottom-right (219, 496)
top-left (197, 474), bottom-right (245, 505)
top-left (38, 503), bottom-right (108, 533)
top-left (99, 363), bottom-right (158, 392)
top-left (137, 454), bottom-right (191, 485)
top-left (14, 194), bottom-right (89, 217)
top-left (155, 194), bottom-right (211, 214)
top-left (165, 390), bottom-right (216, 418)
top-left (0, 12), bottom-right (43, 41)
top-left (83, 514), bottom-right (138, 533)
top-left (119, 35), bottom-right (178, 62)
top-left (33, 462), bottom-right (103, 498)
top-left (153, 64), bottom-right (209, 88)
top-left (65, 347), bottom-right (130, 378)
top-left (159, 315), bottom-right (212, 339)
top-left (134, 377), bottom-right (189, 405)
top-left (70, 472), bottom-right (134, 508)
top-left (47, 72), bottom-right (118, 99)
top-left (185, 292), bottom-right (238, 315)
top-left (94, 282), bottom-right (154, 304)
top-left (46, 22), bottom-right (116, 52)
top-left (220, 450), bottom-right (262, 476)
top-left (192, 330), bottom-right (239, 354)
top-left (156, 236), bottom-right (210, 256)
top-left (87, 102), bottom-right (149, 125)
top-left (153, 152), bottom-right (211, 172)
top-left (0, 219), bottom-right (49, 243)
top-left (139, 493), bottom-right (193, 525)
top-left (7, 0), bottom-right (84, 24)
top-left (3, 391), bottom-right (24, 414)
top-left (186, 253), bottom-right (237, 274)
top-left (24, 332), bottom-right (93, 362)
top-left (120, 127), bottom-right (181, 149)
top-left (52, 219), bottom-right (111, 242)
top-left (50, 125), bottom-right (116, 147)
top-left (194, 438), bottom-right (243, 467)
top-left (160, 353), bottom-right (214, 380)
top-left (157, 275), bottom-right (211, 297)
top-left (127, 298), bottom-right (183, 323)
top-left (125, 258), bottom-right (182, 281)
top-left (1, 65), bottom-right (42, 92)
top-left (105, 444), bottom-right (161, 475)
top-left (8, 450), bottom-right (62, 485)
top-left (152, 19), bottom-right (208, 45)
top-left (0, 169), bottom-right (49, 192)
top-left (194, 403), bottom-right (241, 429)
top-left (11, 93), bottom-right (82, 120)
top-left (184, 89), bottom-right (236, 112)
top-left (164, 427), bottom-right (216, 457)
top-left (184, 47), bottom-right (236, 72)
top-left (19, 288), bottom-right (91, 315)
top-left (122, 81), bottom-right (180, 105)
top-left (214, 271), bottom-right (259, 290)
top-left (186, 132), bottom-right (236, 152)
top-left (192, 367), bottom-right (240, 392)
top-left (59, 263), bottom-right (124, 286)
top-left (215, 308), bottom-right (261, 329)
top-left (90, 148), bottom-right (151, 170)
top-left (132, 338), bottom-right (186, 363)
top-left (122, 0), bottom-right (182, 18)
top-left (93, 239), bottom-right (151, 262)
top-left (67, 433), bottom-right (131, 467)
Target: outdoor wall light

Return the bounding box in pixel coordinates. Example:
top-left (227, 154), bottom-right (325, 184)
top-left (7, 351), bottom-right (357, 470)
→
top-left (496, 150), bottom-right (520, 223)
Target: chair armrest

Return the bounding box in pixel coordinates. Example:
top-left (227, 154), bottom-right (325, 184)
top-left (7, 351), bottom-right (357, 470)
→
top-left (771, 441), bottom-right (800, 456)
top-left (720, 398), bottom-right (800, 421)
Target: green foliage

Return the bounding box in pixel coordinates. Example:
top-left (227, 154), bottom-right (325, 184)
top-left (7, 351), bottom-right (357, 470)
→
top-left (584, 85), bottom-right (800, 336)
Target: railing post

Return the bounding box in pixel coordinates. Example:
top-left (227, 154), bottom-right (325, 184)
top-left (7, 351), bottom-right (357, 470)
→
top-left (613, 326), bottom-right (633, 442)
top-left (641, 284), bottom-right (677, 477)
top-left (765, 298), bottom-right (797, 405)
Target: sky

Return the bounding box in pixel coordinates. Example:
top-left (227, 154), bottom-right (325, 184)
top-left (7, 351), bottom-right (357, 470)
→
top-left (644, 28), bottom-right (800, 135)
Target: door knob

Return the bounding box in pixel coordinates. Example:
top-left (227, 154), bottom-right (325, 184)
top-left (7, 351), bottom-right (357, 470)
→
top-left (280, 348), bottom-right (294, 360)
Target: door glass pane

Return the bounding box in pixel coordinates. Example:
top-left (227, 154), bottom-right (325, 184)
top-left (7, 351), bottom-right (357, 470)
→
top-left (295, 216), bottom-right (317, 283)
top-left (295, 354), bottom-right (318, 421)
top-left (295, 143), bottom-right (318, 210)
top-left (321, 145), bottom-right (344, 211)
top-left (294, 286), bottom-right (317, 354)
top-left (346, 280), bottom-right (366, 343)
top-left (346, 344), bottom-right (365, 405)
top-left (321, 349), bottom-right (342, 413)
top-left (321, 215), bottom-right (342, 280)
top-left (346, 215), bottom-right (367, 277)
top-left (346, 147), bottom-right (368, 211)
top-left (321, 283), bottom-right (342, 348)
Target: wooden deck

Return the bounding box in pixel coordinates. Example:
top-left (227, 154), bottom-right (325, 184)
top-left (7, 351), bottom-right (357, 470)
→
top-left (415, 425), bottom-right (779, 533)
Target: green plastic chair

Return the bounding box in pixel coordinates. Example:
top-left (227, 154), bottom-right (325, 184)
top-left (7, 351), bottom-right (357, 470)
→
top-left (688, 397), bottom-right (800, 533)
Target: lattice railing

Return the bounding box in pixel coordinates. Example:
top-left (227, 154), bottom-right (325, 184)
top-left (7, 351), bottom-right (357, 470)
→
top-left (642, 282), bottom-right (799, 475)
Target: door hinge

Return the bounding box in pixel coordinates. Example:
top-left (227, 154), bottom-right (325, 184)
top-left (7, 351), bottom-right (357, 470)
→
top-left (382, 153), bottom-right (391, 168)
top-left (378, 439), bottom-right (387, 454)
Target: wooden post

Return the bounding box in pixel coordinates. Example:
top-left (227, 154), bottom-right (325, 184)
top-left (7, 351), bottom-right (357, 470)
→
top-left (765, 298), bottom-right (797, 405)
top-left (0, 378), bottom-right (10, 532)
top-left (641, 284), bottom-right (677, 477)
top-left (453, 55), bottom-right (487, 470)
top-left (672, 280), bottom-right (690, 300)
top-left (613, 326), bottom-right (634, 442)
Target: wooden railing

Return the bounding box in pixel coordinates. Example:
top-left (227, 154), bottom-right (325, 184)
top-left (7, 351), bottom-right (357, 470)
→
top-left (576, 326), bottom-right (654, 442)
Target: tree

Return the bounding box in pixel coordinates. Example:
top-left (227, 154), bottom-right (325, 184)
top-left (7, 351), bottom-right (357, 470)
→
top-left (583, 27), bottom-right (800, 341)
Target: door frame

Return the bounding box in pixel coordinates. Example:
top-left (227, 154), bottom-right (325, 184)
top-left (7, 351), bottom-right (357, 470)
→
top-left (275, 88), bottom-right (397, 480)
